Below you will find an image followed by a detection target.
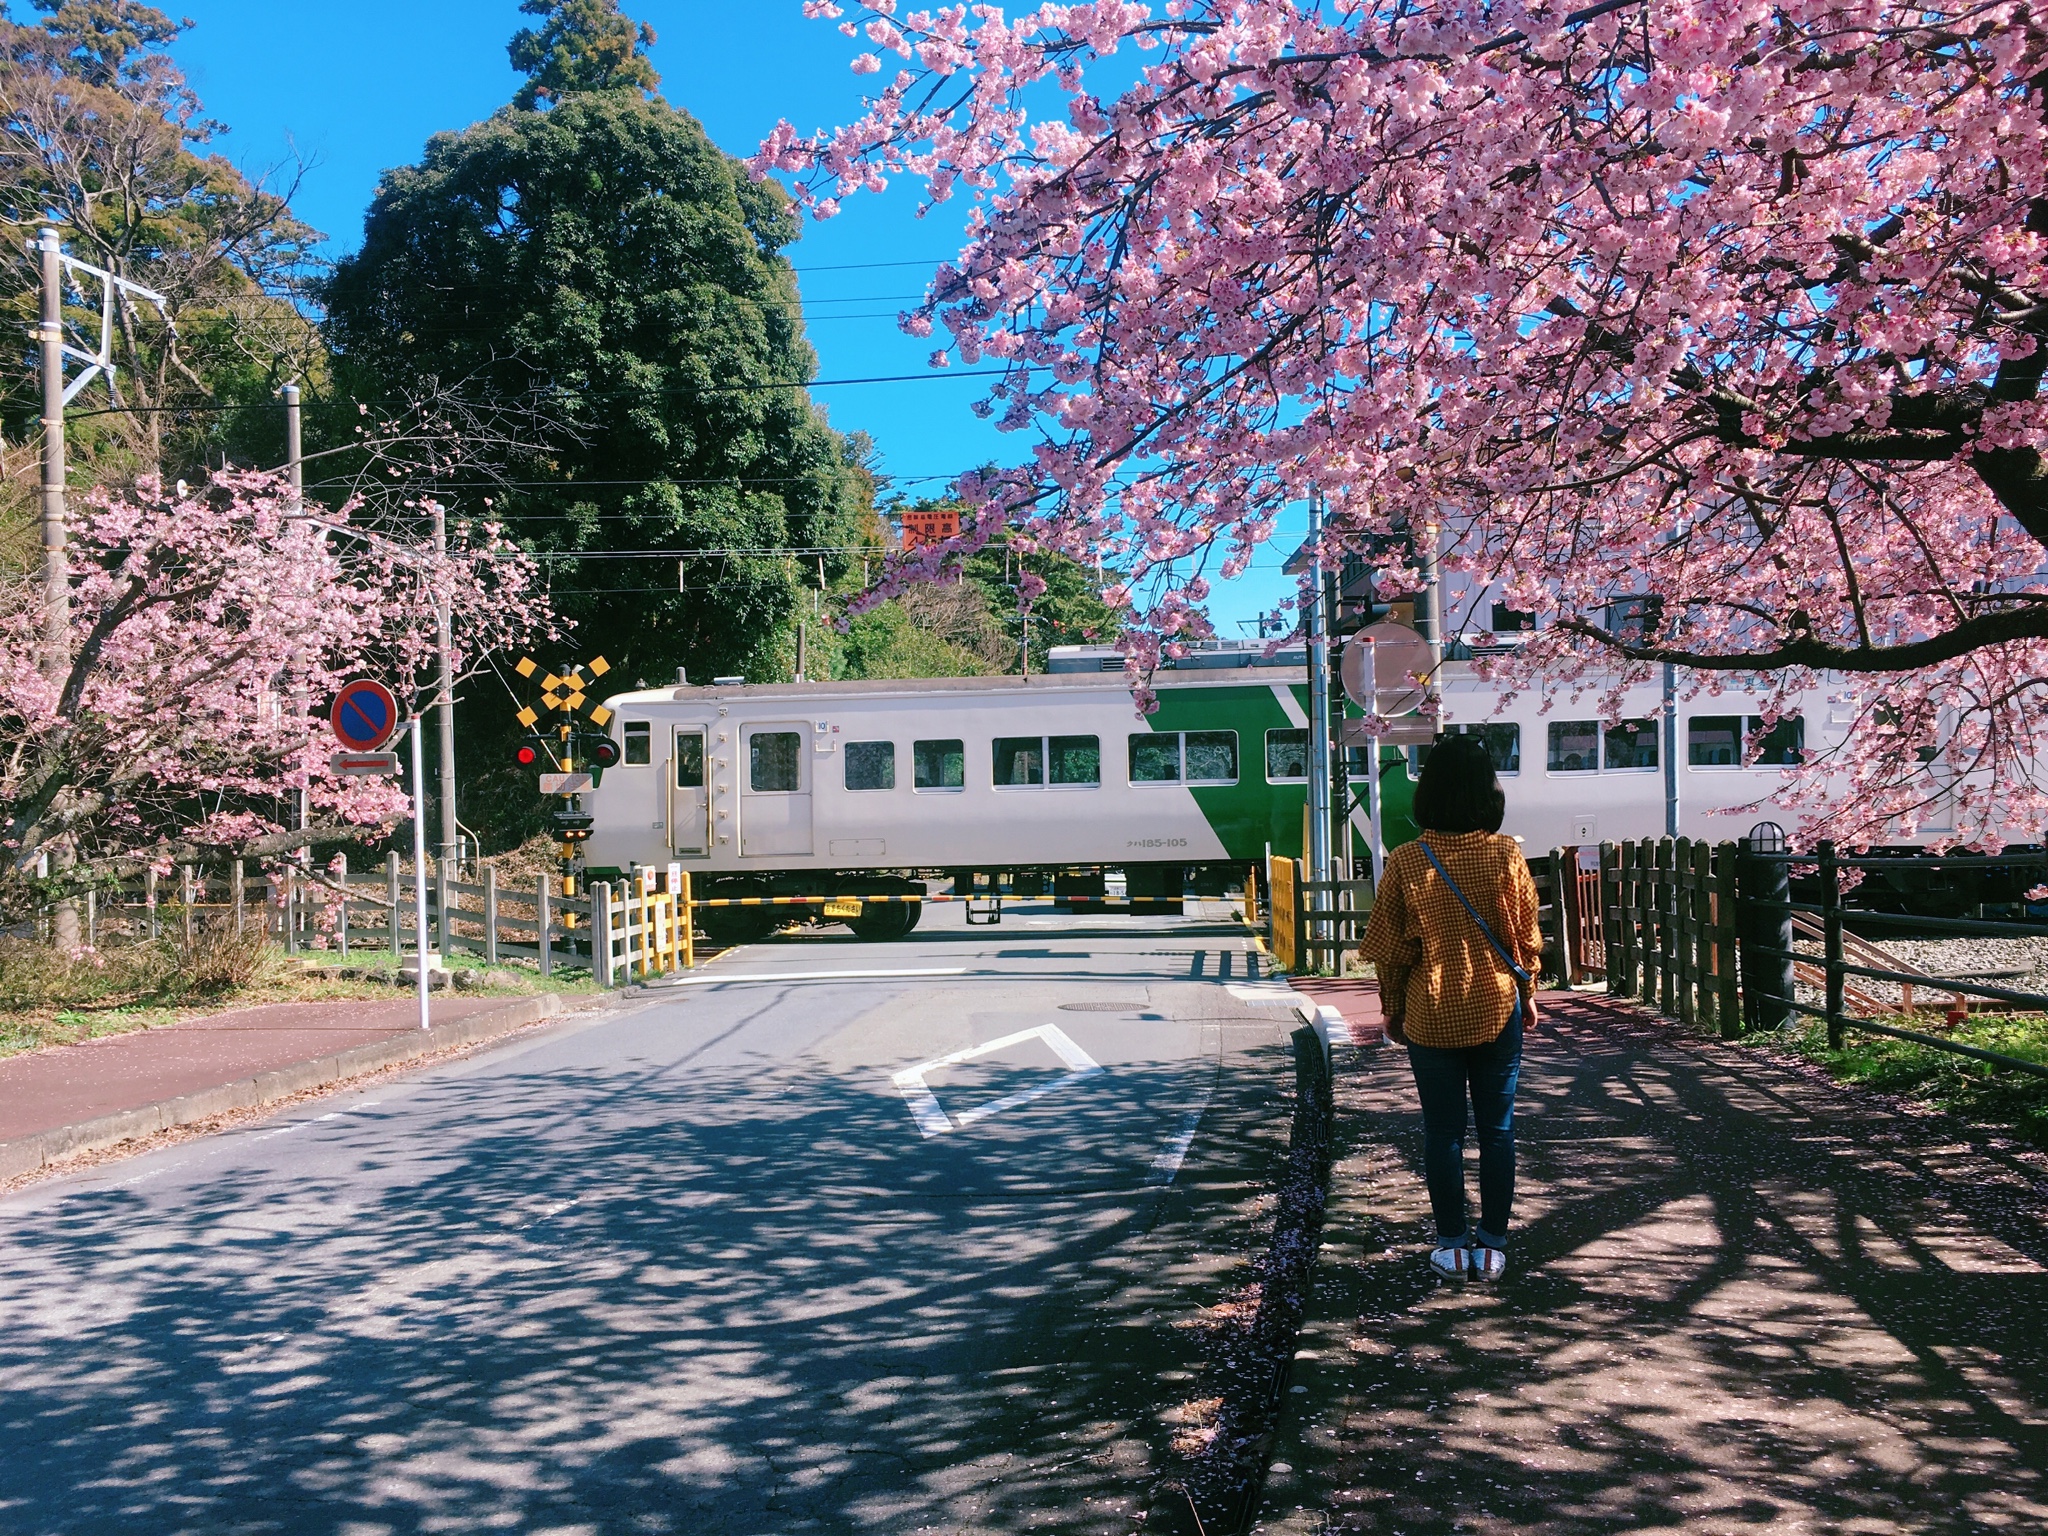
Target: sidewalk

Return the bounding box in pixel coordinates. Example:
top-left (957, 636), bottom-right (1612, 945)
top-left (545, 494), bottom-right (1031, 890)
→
top-left (1259, 992), bottom-right (2048, 1535)
top-left (0, 993), bottom-right (573, 1182)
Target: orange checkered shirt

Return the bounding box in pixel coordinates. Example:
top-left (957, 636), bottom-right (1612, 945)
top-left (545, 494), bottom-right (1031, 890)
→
top-left (1360, 830), bottom-right (1543, 1050)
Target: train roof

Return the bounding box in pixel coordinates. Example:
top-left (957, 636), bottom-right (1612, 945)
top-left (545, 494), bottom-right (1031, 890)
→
top-left (599, 660), bottom-right (1308, 710)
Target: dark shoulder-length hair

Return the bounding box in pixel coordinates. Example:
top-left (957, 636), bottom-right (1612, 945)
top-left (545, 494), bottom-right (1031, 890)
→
top-left (1413, 733), bottom-right (1506, 835)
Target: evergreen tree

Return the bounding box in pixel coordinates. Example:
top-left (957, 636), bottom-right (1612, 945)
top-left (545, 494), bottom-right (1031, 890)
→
top-left (323, 3), bottom-right (872, 842)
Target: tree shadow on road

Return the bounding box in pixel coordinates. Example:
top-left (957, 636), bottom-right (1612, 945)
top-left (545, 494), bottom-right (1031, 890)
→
top-left (0, 990), bottom-right (1299, 1535)
top-left (1299, 995), bottom-right (2048, 1536)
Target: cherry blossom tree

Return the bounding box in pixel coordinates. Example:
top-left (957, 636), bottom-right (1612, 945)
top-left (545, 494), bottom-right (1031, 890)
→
top-left (1, 471), bottom-right (548, 919)
top-left (759, 0), bottom-right (2048, 848)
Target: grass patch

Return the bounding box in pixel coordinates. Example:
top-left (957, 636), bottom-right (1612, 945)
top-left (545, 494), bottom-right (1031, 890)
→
top-left (1780, 1013), bottom-right (2048, 1150)
top-left (0, 929), bottom-right (576, 1061)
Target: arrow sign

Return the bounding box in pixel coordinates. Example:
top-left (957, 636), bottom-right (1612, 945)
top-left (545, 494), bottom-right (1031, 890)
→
top-left (331, 750), bottom-right (401, 777)
top-left (330, 679), bottom-right (399, 752)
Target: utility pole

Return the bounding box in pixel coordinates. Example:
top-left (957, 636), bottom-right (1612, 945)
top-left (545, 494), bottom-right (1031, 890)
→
top-left (37, 228), bottom-right (66, 684)
top-left (432, 502), bottom-right (458, 878)
top-left (1305, 491), bottom-right (1333, 896)
top-left (283, 381), bottom-right (303, 509)
top-left (286, 382), bottom-right (308, 861)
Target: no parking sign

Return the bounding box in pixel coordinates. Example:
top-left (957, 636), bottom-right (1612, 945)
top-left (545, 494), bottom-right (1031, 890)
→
top-left (329, 679), bottom-right (399, 752)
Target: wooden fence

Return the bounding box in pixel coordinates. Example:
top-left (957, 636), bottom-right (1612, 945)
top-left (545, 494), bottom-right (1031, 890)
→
top-left (1599, 837), bottom-right (1741, 1038)
top-left (1265, 854), bottom-right (1373, 974)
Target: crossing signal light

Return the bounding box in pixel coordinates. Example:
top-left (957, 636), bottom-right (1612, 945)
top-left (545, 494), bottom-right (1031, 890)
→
top-left (514, 740), bottom-right (540, 767)
top-left (580, 733), bottom-right (622, 770)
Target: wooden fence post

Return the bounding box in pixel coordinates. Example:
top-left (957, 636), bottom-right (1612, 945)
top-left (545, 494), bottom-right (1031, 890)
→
top-left (145, 867), bottom-right (159, 940)
top-left (679, 869), bottom-right (694, 970)
top-left (1714, 841), bottom-right (1741, 1038)
top-left (481, 863), bottom-right (498, 965)
top-left (1820, 840), bottom-right (1845, 1049)
top-left (1599, 843), bottom-right (1621, 994)
top-left (230, 859), bottom-right (245, 936)
top-left (1675, 837), bottom-right (1697, 1025)
top-left (538, 874), bottom-right (554, 978)
top-left (1632, 842), bottom-right (1653, 1007)
top-left (180, 864), bottom-right (196, 945)
top-left (386, 854), bottom-right (402, 958)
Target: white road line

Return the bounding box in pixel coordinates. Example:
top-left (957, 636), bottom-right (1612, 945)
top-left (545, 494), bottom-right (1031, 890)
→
top-left (890, 1024), bottom-right (1104, 1139)
top-left (656, 966), bottom-right (968, 987)
top-left (1150, 1085), bottom-right (1214, 1187)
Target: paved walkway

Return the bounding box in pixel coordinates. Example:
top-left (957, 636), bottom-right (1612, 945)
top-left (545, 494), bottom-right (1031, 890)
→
top-left (1261, 992), bottom-right (2048, 1535)
top-left (0, 997), bottom-right (518, 1143)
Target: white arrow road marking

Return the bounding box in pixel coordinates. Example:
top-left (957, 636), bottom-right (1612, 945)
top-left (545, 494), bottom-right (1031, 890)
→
top-left (890, 1024), bottom-right (1104, 1139)
top-left (1149, 1084), bottom-right (1214, 1187)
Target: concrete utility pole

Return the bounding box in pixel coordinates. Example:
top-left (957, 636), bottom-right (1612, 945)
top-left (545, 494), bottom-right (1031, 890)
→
top-left (283, 381), bottom-right (303, 509)
top-left (1305, 491), bottom-right (1333, 895)
top-left (432, 502), bottom-right (458, 877)
top-left (37, 228), bottom-right (67, 685)
top-left (286, 383), bottom-right (308, 859)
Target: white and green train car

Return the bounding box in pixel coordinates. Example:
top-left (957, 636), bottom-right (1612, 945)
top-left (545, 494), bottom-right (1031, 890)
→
top-left (580, 654), bottom-right (1317, 941)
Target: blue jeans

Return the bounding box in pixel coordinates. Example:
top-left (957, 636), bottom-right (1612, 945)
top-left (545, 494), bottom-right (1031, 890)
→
top-left (1405, 1015), bottom-right (1523, 1248)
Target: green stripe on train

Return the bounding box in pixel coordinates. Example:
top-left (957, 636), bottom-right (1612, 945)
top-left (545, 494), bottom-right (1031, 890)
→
top-left (1143, 681), bottom-right (1421, 862)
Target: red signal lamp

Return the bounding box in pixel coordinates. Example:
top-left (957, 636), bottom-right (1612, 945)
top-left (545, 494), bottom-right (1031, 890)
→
top-left (515, 741), bottom-right (540, 767)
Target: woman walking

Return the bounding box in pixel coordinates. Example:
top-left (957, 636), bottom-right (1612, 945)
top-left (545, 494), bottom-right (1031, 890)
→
top-left (1360, 734), bottom-right (1543, 1281)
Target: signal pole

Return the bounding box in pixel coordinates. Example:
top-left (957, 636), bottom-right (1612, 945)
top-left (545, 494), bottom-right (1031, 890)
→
top-left (37, 228), bottom-right (67, 684)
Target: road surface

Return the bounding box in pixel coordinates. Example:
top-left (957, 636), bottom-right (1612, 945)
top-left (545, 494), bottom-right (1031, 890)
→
top-left (0, 901), bottom-right (1306, 1535)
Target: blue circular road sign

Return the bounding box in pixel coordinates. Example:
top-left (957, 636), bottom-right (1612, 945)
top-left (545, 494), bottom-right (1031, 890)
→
top-left (330, 679), bottom-right (399, 752)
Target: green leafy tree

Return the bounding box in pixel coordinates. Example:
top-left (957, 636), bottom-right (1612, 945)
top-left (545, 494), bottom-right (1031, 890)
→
top-left (323, 2), bottom-right (872, 843)
top-left (507, 0), bottom-right (658, 109)
top-left (0, 1), bottom-right (325, 482)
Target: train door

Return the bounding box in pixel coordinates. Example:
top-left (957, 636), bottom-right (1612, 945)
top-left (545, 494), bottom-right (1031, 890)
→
top-left (670, 725), bottom-right (710, 856)
top-left (740, 723), bottom-right (813, 857)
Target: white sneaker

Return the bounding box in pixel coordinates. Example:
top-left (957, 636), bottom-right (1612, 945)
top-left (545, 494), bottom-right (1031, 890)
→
top-left (1470, 1244), bottom-right (1507, 1281)
top-left (1429, 1244), bottom-right (1470, 1279)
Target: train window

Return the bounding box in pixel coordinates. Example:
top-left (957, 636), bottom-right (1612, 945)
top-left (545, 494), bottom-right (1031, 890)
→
top-left (1186, 731), bottom-right (1238, 783)
top-left (750, 731), bottom-right (802, 792)
top-left (1547, 721), bottom-right (1599, 772)
top-left (1130, 734), bottom-right (1181, 783)
top-left (1050, 734), bottom-right (1101, 786)
top-left (1428, 723), bottom-right (1522, 773)
top-left (1688, 715), bottom-right (1741, 766)
top-left (844, 740), bottom-right (895, 791)
top-left (1266, 729), bottom-right (1309, 782)
top-left (1751, 715), bottom-right (1805, 765)
top-left (913, 738), bottom-right (965, 790)
top-left (623, 721), bottom-right (651, 765)
top-left (1603, 719), bottom-right (1658, 770)
top-left (993, 736), bottom-right (1045, 787)
top-left (675, 733), bottom-right (705, 788)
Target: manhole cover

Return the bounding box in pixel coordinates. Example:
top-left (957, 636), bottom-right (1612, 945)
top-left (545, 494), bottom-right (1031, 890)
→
top-left (1059, 1001), bottom-right (1152, 1013)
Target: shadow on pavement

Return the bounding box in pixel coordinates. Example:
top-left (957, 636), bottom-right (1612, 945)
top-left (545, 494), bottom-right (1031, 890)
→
top-left (1275, 994), bottom-right (2048, 1535)
top-left (0, 995), bottom-right (1296, 1536)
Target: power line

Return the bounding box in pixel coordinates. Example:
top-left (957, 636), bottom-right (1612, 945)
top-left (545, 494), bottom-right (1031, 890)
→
top-left (791, 258), bottom-right (958, 272)
top-left (61, 367), bottom-right (1019, 419)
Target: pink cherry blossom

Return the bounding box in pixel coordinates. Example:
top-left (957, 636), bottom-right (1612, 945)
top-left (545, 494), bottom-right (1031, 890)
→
top-left (762, 0), bottom-right (2048, 850)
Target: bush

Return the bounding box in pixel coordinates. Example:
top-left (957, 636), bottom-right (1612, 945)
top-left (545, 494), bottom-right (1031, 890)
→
top-left (177, 924), bottom-right (277, 992)
top-left (0, 935), bottom-right (181, 1009)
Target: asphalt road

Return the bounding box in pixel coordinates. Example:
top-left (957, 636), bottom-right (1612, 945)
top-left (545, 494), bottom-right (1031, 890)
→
top-left (0, 901), bottom-right (1307, 1536)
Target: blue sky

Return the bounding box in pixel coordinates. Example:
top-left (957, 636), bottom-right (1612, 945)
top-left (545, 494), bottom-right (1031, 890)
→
top-left (169, 0), bottom-right (1299, 637)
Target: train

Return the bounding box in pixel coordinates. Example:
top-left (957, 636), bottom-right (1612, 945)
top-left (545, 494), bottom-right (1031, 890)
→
top-left (574, 642), bottom-right (1906, 940)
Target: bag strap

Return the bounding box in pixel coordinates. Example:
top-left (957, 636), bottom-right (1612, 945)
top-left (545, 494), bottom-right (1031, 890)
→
top-left (1419, 841), bottom-right (1531, 985)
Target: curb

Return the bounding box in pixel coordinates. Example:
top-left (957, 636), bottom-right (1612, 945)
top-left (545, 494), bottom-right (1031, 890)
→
top-left (0, 992), bottom-right (573, 1184)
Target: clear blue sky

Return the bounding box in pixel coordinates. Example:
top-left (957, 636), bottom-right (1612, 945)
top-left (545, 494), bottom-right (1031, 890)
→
top-left (170, 0), bottom-right (1299, 637)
